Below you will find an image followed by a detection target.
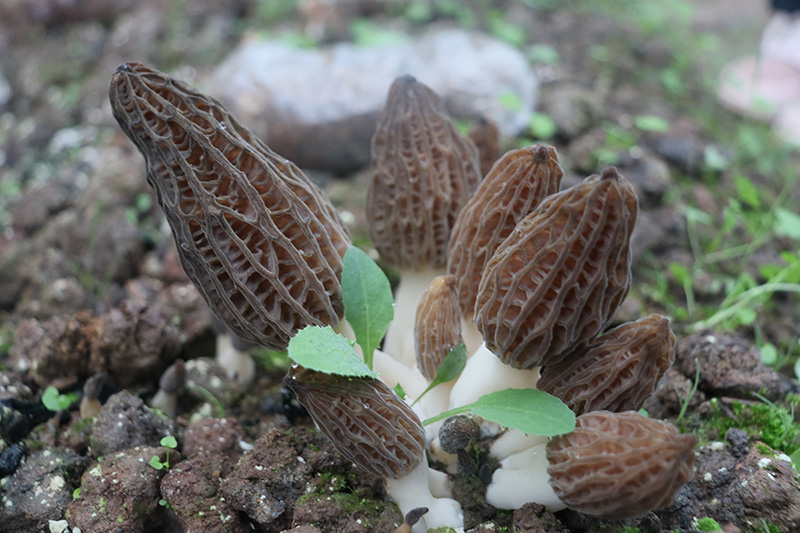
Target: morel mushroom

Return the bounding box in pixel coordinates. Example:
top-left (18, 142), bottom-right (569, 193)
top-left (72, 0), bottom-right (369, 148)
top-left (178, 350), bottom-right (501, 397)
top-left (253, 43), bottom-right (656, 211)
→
top-left (546, 410), bottom-right (696, 520)
top-left (150, 359), bottom-right (185, 418)
top-left (414, 275), bottom-right (463, 382)
top-left (412, 274), bottom-right (465, 451)
top-left (475, 166), bottom-right (638, 370)
top-left (109, 62), bottom-right (351, 383)
top-left (447, 144), bottom-right (563, 353)
top-left (284, 365), bottom-right (463, 532)
top-left (368, 75), bottom-right (481, 367)
top-left (451, 168), bottom-right (637, 411)
top-left (538, 314), bottom-right (676, 415)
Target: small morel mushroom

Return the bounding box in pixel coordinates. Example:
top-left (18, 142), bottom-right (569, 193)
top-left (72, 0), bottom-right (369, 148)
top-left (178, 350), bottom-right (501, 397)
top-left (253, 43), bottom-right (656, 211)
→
top-left (439, 415), bottom-right (481, 476)
top-left (538, 314), bottom-right (676, 415)
top-left (414, 274), bottom-right (463, 382)
top-left (284, 364), bottom-right (463, 531)
top-left (150, 359), bottom-right (185, 418)
top-left (546, 410), bottom-right (696, 520)
top-left (211, 314), bottom-right (257, 386)
top-left (368, 75), bottom-right (481, 367)
top-left (412, 274), bottom-right (464, 446)
top-left (394, 507), bottom-right (429, 533)
top-left (447, 144), bottom-right (563, 353)
top-left (284, 364), bottom-right (425, 479)
top-left (109, 62), bottom-right (351, 383)
top-left (475, 167), bottom-right (638, 370)
top-left (79, 373), bottom-right (105, 419)
top-left (438, 415), bottom-right (480, 455)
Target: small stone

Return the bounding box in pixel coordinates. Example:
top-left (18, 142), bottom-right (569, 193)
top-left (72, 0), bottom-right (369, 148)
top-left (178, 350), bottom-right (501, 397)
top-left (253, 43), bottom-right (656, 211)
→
top-left (66, 445), bottom-right (177, 533)
top-left (675, 333), bottom-right (798, 401)
top-left (0, 449), bottom-right (88, 532)
top-left (210, 27), bottom-right (537, 175)
top-left (90, 391), bottom-right (176, 458)
top-left (726, 428), bottom-right (749, 459)
top-left (48, 519), bottom-right (69, 533)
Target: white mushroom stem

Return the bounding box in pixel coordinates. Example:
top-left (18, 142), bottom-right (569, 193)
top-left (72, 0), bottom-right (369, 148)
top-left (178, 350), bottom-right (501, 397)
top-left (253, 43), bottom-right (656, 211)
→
top-left (485, 441), bottom-right (566, 511)
top-left (150, 388), bottom-right (177, 419)
top-left (373, 349), bottom-right (429, 400)
top-left (490, 429), bottom-right (549, 460)
top-left (385, 461), bottom-right (464, 533)
top-left (215, 333), bottom-right (255, 386)
top-left (415, 380), bottom-right (454, 449)
top-left (460, 316), bottom-right (484, 357)
top-left (426, 467), bottom-right (453, 499)
top-left (383, 267), bottom-right (446, 368)
top-left (448, 341), bottom-right (540, 412)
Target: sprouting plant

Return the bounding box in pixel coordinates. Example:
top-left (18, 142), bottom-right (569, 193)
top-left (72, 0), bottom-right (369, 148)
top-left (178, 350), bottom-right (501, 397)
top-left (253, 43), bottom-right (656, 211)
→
top-left (149, 435), bottom-right (178, 471)
top-left (41, 386), bottom-right (79, 412)
top-left (676, 357), bottom-right (700, 425)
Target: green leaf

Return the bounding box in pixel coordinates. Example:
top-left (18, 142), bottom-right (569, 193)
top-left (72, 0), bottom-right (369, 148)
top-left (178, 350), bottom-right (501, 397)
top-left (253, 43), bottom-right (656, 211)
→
top-left (498, 91), bottom-right (523, 112)
top-left (411, 344), bottom-right (467, 406)
top-left (160, 435), bottom-right (178, 449)
top-left (775, 208), bottom-right (800, 241)
top-left (487, 11), bottom-right (526, 47)
top-left (341, 247), bottom-right (394, 369)
top-left (527, 44), bottom-right (559, 65)
top-left (703, 145), bottom-right (729, 171)
top-left (41, 386), bottom-right (78, 412)
top-left (660, 68), bottom-right (683, 95)
top-left (634, 115), bottom-right (670, 133)
top-left (149, 456), bottom-right (164, 470)
top-left (392, 383), bottom-right (407, 400)
top-left (471, 388), bottom-right (575, 436)
top-left (287, 325), bottom-right (378, 378)
top-left (734, 307), bottom-right (757, 326)
top-left (529, 113), bottom-right (557, 139)
top-left (759, 343), bottom-right (778, 366)
top-left (733, 174), bottom-right (760, 209)
top-left (668, 261), bottom-right (691, 284)
top-left (694, 517), bottom-right (723, 532)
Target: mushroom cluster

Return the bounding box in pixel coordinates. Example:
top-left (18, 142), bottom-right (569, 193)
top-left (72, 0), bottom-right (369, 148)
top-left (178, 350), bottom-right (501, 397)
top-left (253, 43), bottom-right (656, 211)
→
top-left (110, 64), bottom-right (695, 532)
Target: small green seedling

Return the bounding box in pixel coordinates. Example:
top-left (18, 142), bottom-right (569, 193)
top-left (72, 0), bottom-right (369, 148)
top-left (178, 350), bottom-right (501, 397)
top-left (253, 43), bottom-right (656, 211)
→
top-left (149, 435), bottom-right (178, 470)
top-left (41, 386), bottom-right (79, 412)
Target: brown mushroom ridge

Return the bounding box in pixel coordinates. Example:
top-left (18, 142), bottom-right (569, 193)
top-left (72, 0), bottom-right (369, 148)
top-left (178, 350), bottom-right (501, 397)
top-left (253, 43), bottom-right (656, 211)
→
top-left (283, 365), bottom-right (425, 479)
top-left (447, 144), bottom-right (563, 318)
top-left (546, 411), bottom-right (696, 520)
top-left (538, 314), bottom-right (676, 415)
top-left (367, 75), bottom-right (481, 270)
top-left (415, 275), bottom-right (464, 381)
top-left (109, 62), bottom-right (351, 351)
top-left (474, 167), bottom-right (638, 369)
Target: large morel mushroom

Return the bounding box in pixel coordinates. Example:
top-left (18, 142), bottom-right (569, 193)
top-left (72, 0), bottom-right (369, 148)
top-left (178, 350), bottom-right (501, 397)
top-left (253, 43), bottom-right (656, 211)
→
top-left (546, 411), bottom-right (697, 520)
top-left (109, 62), bottom-right (351, 383)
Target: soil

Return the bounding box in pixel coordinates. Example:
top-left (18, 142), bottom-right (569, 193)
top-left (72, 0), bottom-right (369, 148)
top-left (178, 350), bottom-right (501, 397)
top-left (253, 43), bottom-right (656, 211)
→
top-left (1, 1), bottom-right (800, 533)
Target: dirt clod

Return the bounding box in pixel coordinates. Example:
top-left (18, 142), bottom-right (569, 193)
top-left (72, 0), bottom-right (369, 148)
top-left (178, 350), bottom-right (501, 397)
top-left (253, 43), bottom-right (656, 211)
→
top-left (90, 390), bottom-right (176, 458)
